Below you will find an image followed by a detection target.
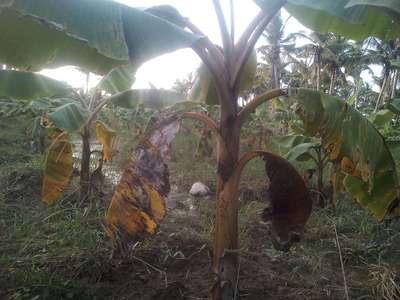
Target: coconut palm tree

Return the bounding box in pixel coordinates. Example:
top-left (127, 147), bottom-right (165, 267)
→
top-left (364, 38), bottom-right (400, 111)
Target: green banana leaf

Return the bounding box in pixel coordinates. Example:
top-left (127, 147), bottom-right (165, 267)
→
top-left (285, 142), bottom-right (320, 162)
top-left (346, 0), bottom-right (400, 16)
top-left (369, 109), bottom-right (395, 128)
top-left (267, 135), bottom-right (318, 156)
top-left (0, 1), bottom-right (202, 74)
top-left (0, 70), bottom-right (72, 100)
top-left (387, 138), bottom-right (400, 173)
top-left (255, 0), bottom-right (400, 41)
top-left (391, 59), bottom-right (400, 69)
top-left (48, 103), bottom-right (89, 132)
top-left (387, 98), bottom-right (400, 114)
top-left (290, 88), bottom-right (399, 220)
top-left (109, 89), bottom-right (185, 110)
top-left (96, 65), bottom-right (136, 95)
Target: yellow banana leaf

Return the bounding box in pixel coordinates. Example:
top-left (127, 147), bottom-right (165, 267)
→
top-left (106, 116), bottom-right (180, 244)
top-left (95, 121), bottom-right (116, 161)
top-left (42, 130), bottom-right (73, 204)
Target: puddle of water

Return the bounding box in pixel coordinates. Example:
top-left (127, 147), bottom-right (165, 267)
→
top-left (73, 140), bottom-right (121, 185)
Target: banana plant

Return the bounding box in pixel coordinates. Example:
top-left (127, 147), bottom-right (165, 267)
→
top-left (267, 134), bottom-right (329, 206)
top-left (3, 1), bottom-right (400, 299)
top-left (105, 2), bottom-right (400, 299)
top-left (0, 0), bottom-right (204, 200)
top-left (0, 67), bottom-right (185, 203)
top-left (101, 1), bottom-right (400, 299)
top-left (63, 70), bottom-right (185, 201)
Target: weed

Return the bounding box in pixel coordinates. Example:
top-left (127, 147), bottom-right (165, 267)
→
top-left (368, 263), bottom-right (400, 300)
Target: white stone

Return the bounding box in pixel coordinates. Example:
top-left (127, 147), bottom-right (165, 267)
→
top-left (189, 182), bottom-right (210, 196)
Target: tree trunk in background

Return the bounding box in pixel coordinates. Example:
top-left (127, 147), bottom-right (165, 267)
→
top-left (329, 70), bottom-right (336, 95)
top-left (391, 70), bottom-right (398, 99)
top-left (195, 128), bottom-right (213, 159)
top-left (272, 63), bottom-right (280, 89)
top-left (212, 98), bottom-right (241, 300)
top-left (80, 125), bottom-right (91, 200)
top-left (271, 46), bottom-right (281, 89)
top-left (316, 150), bottom-right (325, 207)
top-left (316, 64), bottom-right (321, 91)
top-left (315, 49), bottom-right (321, 91)
top-left (375, 74), bottom-right (388, 112)
top-left (258, 127), bottom-right (266, 149)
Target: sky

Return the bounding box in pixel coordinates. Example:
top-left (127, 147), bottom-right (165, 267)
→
top-left (40, 1), bottom-right (311, 90)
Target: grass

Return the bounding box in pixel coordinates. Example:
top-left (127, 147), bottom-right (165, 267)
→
top-left (0, 177), bottom-right (112, 299)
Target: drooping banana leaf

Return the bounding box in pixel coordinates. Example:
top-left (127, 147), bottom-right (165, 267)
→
top-left (0, 70), bottom-right (72, 100)
top-left (0, 1), bottom-right (202, 74)
top-left (106, 116), bottom-right (181, 244)
top-left (255, 0), bottom-right (400, 41)
top-left (95, 121), bottom-right (116, 161)
top-left (42, 130), bottom-right (73, 204)
top-left (290, 88), bottom-right (399, 220)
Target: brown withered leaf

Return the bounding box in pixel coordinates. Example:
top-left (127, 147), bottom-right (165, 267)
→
top-left (261, 152), bottom-right (312, 251)
top-left (106, 116), bottom-right (181, 245)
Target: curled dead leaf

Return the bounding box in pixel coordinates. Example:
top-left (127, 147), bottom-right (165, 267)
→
top-left (326, 135), bottom-right (343, 161)
top-left (340, 156), bottom-right (355, 174)
top-left (40, 115), bottom-right (53, 128)
top-left (261, 152), bottom-right (312, 251)
top-left (95, 121), bottom-right (116, 161)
